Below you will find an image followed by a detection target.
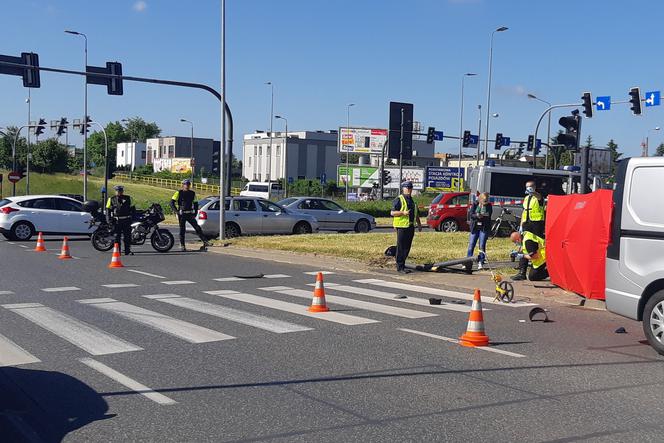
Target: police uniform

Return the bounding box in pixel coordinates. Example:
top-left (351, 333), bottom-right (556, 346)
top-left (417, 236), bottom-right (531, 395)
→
top-left (521, 193), bottom-right (545, 238)
top-left (170, 184), bottom-right (208, 249)
top-left (392, 184), bottom-right (419, 273)
top-left (106, 189), bottom-right (133, 255)
top-left (513, 231), bottom-right (549, 281)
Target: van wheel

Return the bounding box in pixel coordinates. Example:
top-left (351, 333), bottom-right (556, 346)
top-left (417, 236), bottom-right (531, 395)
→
top-left (643, 290), bottom-right (664, 356)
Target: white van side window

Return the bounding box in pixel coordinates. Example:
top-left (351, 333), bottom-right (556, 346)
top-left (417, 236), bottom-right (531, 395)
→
top-left (628, 166), bottom-right (664, 226)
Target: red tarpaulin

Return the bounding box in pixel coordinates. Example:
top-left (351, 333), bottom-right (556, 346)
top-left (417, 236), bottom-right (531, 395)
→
top-left (545, 190), bottom-right (613, 300)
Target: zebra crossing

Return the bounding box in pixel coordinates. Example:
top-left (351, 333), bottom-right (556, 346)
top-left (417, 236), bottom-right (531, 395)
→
top-left (0, 274), bottom-right (530, 367)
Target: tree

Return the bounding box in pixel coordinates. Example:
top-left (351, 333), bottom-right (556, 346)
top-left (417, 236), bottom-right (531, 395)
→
top-left (31, 138), bottom-right (69, 173)
top-left (583, 134), bottom-right (593, 149)
top-left (124, 117), bottom-right (161, 142)
top-left (87, 121), bottom-right (130, 173)
top-left (0, 126), bottom-right (27, 170)
top-left (656, 143), bottom-right (664, 157)
top-left (606, 139), bottom-right (622, 174)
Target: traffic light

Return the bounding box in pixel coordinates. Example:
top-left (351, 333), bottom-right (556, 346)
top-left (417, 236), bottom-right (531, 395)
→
top-left (629, 87), bottom-right (642, 115)
top-left (582, 92), bottom-right (593, 118)
top-left (34, 118), bottom-right (46, 137)
top-left (526, 135), bottom-right (534, 152)
top-left (381, 169), bottom-right (391, 186)
top-left (79, 116), bottom-right (91, 135)
top-left (494, 133), bottom-right (503, 150)
top-left (426, 126), bottom-right (435, 144)
top-left (56, 117), bottom-right (68, 136)
top-left (87, 61), bottom-right (123, 96)
top-left (556, 110), bottom-right (582, 151)
top-left (0, 51), bottom-right (40, 88)
top-left (462, 130), bottom-right (471, 148)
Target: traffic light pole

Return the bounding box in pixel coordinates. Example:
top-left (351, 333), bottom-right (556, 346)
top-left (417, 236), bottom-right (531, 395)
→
top-left (533, 102), bottom-right (582, 170)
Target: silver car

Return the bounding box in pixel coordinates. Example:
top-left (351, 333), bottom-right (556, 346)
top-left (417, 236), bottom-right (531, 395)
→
top-left (278, 197), bottom-right (376, 233)
top-left (189, 197), bottom-right (319, 238)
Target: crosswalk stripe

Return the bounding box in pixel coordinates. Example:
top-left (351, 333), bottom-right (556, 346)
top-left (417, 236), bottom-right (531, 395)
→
top-left (127, 270), bottom-right (166, 279)
top-left (203, 290), bottom-right (378, 326)
top-left (2, 303), bottom-right (142, 355)
top-left (0, 291), bottom-right (14, 295)
top-left (41, 287), bottom-right (80, 293)
top-left (80, 358), bottom-right (177, 405)
top-left (214, 274), bottom-right (291, 282)
top-left (102, 284), bottom-right (140, 288)
top-left (0, 333), bottom-right (40, 367)
top-left (314, 283), bottom-right (472, 313)
top-left (161, 280), bottom-right (196, 285)
top-left (264, 274), bottom-right (291, 279)
top-left (261, 286), bottom-right (437, 319)
top-left (144, 294), bottom-right (311, 333)
top-left (213, 277), bottom-right (243, 282)
top-left (354, 279), bottom-right (537, 307)
top-left (398, 328), bottom-right (526, 358)
top-left (78, 298), bottom-right (233, 343)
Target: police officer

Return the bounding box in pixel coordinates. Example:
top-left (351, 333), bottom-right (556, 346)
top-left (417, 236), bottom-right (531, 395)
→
top-left (510, 231), bottom-right (548, 281)
top-left (106, 185), bottom-right (133, 255)
top-left (170, 179), bottom-right (210, 251)
top-left (390, 181), bottom-right (422, 274)
top-left (521, 179), bottom-right (545, 238)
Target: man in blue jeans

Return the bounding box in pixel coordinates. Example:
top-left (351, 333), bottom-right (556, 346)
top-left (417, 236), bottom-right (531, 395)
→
top-left (466, 192), bottom-right (493, 270)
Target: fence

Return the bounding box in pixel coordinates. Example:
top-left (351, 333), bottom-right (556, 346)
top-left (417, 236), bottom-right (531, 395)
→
top-left (113, 173), bottom-right (241, 196)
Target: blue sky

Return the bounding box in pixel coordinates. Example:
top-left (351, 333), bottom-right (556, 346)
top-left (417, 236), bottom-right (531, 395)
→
top-left (2, 0), bottom-right (664, 158)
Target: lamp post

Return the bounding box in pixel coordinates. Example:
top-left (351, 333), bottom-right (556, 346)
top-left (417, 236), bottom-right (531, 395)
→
top-left (265, 81), bottom-right (274, 182)
top-left (65, 29), bottom-right (89, 200)
top-left (528, 93), bottom-right (552, 168)
top-left (275, 115), bottom-right (288, 195)
top-left (180, 118), bottom-right (195, 182)
top-left (483, 26), bottom-right (508, 162)
top-left (646, 126), bottom-right (660, 157)
top-left (220, 0), bottom-right (227, 240)
top-left (26, 91), bottom-right (31, 195)
top-left (458, 72), bottom-right (477, 191)
top-left (476, 104), bottom-right (482, 166)
top-left (345, 103), bottom-right (355, 201)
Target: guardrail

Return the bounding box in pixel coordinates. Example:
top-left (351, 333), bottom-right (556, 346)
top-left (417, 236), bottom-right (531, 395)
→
top-left (113, 173), bottom-right (241, 196)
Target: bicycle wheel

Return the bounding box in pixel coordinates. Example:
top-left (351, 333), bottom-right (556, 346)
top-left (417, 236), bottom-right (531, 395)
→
top-left (490, 220), bottom-right (502, 238)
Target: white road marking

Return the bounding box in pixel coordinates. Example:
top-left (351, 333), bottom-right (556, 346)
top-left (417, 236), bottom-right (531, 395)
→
top-left (315, 283), bottom-right (472, 313)
top-left (2, 303), bottom-right (142, 355)
top-left (78, 298), bottom-right (233, 343)
top-left (264, 274), bottom-right (291, 279)
top-left (161, 280), bottom-right (196, 285)
top-left (0, 333), bottom-right (40, 367)
top-left (145, 294), bottom-right (311, 333)
top-left (41, 287), bottom-right (80, 293)
top-left (18, 245), bottom-right (28, 248)
top-left (213, 277), bottom-right (243, 282)
top-left (102, 283), bottom-right (140, 288)
top-left (398, 328), bottom-right (526, 358)
top-left (355, 279), bottom-right (537, 308)
top-left (0, 291), bottom-right (14, 295)
top-left (203, 290), bottom-right (378, 326)
top-left (304, 271), bottom-right (335, 276)
top-left (79, 358), bottom-right (177, 405)
top-left (214, 274), bottom-right (290, 282)
top-left (261, 286), bottom-right (437, 319)
top-left (127, 269), bottom-right (166, 279)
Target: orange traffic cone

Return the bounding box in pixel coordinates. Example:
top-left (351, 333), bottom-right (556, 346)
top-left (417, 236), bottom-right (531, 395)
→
top-left (308, 272), bottom-right (329, 312)
top-left (459, 288), bottom-right (490, 347)
top-left (58, 237), bottom-right (72, 260)
top-left (34, 232), bottom-right (46, 252)
top-left (108, 243), bottom-right (124, 268)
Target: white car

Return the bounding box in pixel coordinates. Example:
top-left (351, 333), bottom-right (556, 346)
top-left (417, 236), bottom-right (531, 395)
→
top-left (0, 195), bottom-right (94, 241)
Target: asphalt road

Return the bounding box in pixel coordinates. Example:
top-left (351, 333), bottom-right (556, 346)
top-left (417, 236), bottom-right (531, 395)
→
top-left (0, 235), bottom-right (662, 442)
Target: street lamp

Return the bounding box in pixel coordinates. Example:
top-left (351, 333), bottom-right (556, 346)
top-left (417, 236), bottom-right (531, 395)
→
top-left (492, 113), bottom-right (499, 118)
top-left (65, 29), bottom-right (89, 199)
top-left (180, 118), bottom-right (195, 182)
top-left (345, 103), bottom-right (355, 201)
top-left (528, 93), bottom-right (552, 167)
top-left (646, 126), bottom-right (660, 157)
top-left (483, 26), bottom-right (508, 163)
top-left (265, 81), bottom-right (274, 182)
top-left (458, 73), bottom-right (477, 191)
top-left (275, 115), bottom-right (288, 195)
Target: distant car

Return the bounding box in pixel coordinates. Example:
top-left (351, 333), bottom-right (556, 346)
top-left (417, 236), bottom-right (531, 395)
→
top-left (189, 196), bottom-right (319, 238)
top-left (0, 195), bottom-right (94, 241)
top-left (426, 192), bottom-right (470, 232)
top-left (278, 197), bottom-right (376, 233)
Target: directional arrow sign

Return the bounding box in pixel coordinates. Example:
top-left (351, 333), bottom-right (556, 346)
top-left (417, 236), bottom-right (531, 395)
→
top-left (645, 91), bottom-right (661, 107)
top-left (469, 134), bottom-right (479, 147)
top-left (596, 96), bottom-right (611, 111)
top-left (433, 131), bottom-right (444, 141)
top-left (502, 137), bottom-right (511, 147)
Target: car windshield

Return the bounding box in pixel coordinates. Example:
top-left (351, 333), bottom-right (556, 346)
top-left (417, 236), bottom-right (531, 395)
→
top-left (431, 194), bottom-right (444, 205)
top-left (277, 198), bottom-right (298, 206)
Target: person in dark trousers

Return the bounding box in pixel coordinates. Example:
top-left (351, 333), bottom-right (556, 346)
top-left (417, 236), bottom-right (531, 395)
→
top-left (170, 179), bottom-right (210, 251)
top-left (106, 185), bottom-right (133, 255)
top-left (390, 181), bottom-right (422, 274)
top-left (521, 179), bottom-right (545, 238)
top-left (510, 231), bottom-right (549, 281)
top-left (466, 192), bottom-right (493, 270)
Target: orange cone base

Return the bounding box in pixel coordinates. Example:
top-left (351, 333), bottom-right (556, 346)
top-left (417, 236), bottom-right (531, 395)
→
top-left (308, 305), bottom-right (329, 313)
top-left (35, 245), bottom-right (46, 252)
top-left (108, 261), bottom-right (124, 269)
top-left (459, 332), bottom-right (490, 347)
top-left (58, 255), bottom-right (72, 260)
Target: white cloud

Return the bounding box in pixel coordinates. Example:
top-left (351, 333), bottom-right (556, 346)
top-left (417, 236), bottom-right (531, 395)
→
top-left (497, 85), bottom-right (528, 97)
top-left (133, 1), bottom-right (147, 12)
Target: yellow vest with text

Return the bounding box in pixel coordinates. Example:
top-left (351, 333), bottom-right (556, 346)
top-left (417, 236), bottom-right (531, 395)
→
top-left (522, 194), bottom-right (544, 223)
top-left (393, 195), bottom-right (418, 228)
top-left (523, 231), bottom-right (546, 269)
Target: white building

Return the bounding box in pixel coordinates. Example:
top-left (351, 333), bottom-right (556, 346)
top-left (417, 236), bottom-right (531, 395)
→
top-left (243, 130), bottom-right (340, 181)
top-left (116, 142), bottom-right (146, 170)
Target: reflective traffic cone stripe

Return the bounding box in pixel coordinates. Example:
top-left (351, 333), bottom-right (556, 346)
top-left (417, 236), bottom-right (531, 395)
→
top-left (108, 243), bottom-right (125, 268)
top-left (58, 237), bottom-right (72, 260)
top-left (308, 272), bottom-right (329, 312)
top-left (34, 232), bottom-right (46, 252)
top-left (459, 288), bottom-right (490, 347)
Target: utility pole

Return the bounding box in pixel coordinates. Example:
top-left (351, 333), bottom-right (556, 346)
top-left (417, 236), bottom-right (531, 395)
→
top-left (399, 107), bottom-right (404, 185)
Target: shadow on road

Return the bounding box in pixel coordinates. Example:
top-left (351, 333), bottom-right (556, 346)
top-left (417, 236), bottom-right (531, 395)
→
top-left (0, 366), bottom-right (113, 442)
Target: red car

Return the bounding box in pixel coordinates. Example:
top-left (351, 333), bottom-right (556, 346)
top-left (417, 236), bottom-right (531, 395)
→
top-left (426, 192), bottom-right (471, 232)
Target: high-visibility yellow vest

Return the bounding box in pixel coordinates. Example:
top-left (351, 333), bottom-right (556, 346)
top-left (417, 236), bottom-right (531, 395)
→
top-left (523, 231), bottom-right (546, 269)
top-left (393, 195), bottom-right (418, 228)
top-left (522, 194), bottom-right (544, 223)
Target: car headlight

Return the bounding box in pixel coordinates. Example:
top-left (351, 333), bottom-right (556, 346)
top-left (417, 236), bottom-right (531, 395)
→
top-left (430, 215), bottom-right (441, 220)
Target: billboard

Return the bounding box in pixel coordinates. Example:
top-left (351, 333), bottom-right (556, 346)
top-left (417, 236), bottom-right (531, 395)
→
top-left (153, 157), bottom-right (192, 174)
top-left (337, 165), bottom-right (424, 190)
top-left (574, 148), bottom-right (612, 175)
top-left (426, 167), bottom-right (464, 191)
top-left (339, 127), bottom-right (388, 154)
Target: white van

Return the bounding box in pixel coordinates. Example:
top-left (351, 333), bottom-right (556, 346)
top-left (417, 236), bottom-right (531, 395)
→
top-left (240, 181), bottom-right (284, 200)
top-left (605, 157), bottom-right (664, 355)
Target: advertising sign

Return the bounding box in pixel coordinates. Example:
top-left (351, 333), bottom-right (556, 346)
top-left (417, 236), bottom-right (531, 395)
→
top-left (426, 167), bottom-right (464, 191)
top-left (337, 165), bottom-right (424, 190)
top-left (170, 158), bottom-right (193, 174)
top-left (338, 127), bottom-right (388, 154)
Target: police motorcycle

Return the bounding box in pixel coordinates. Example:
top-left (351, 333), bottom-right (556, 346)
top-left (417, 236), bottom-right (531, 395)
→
top-left (84, 200), bottom-right (175, 253)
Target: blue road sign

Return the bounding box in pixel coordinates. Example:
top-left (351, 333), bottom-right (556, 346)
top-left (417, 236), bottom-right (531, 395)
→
top-left (433, 131), bottom-right (444, 141)
top-left (502, 137), bottom-right (511, 147)
top-left (469, 134), bottom-right (479, 146)
top-left (596, 96), bottom-right (611, 111)
top-left (645, 91), bottom-right (661, 107)
top-left (288, 176), bottom-right (294, 184)
top-left (536, 139), bottom-right (542, 149)
top-left (320, 173), bottom-right (327, 184)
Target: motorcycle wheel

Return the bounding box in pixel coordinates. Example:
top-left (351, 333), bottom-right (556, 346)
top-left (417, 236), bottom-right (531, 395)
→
top-left (91, 229), bottom-right (115, 252)
top-left (151, 229), bottom-right (174, 253)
